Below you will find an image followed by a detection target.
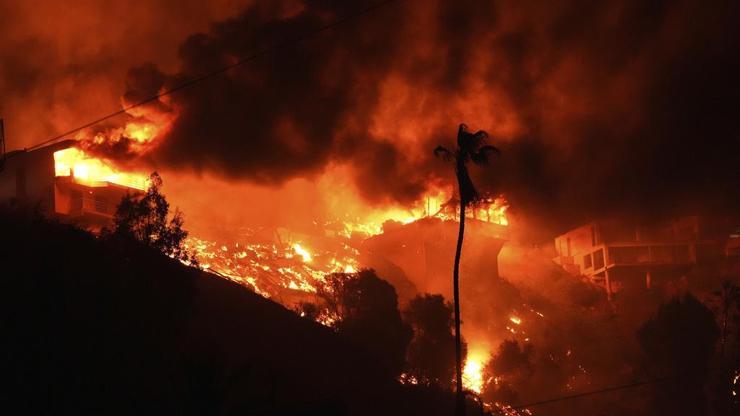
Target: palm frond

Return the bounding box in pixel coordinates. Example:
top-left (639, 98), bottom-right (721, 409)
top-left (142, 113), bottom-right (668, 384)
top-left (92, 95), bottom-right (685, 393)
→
top-left (470, 144), bottom-right (501, 165)
top-left (472, 130), bottom-right (489, 146)
top-left (457, 124), bottom-right (490, 157)
top-left (434, 145), bottom-right (455, 162)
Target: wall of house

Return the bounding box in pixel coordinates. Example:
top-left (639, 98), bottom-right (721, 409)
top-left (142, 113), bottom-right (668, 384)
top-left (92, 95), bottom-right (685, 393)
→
top-left (0, 147), bottom-right (56, 213)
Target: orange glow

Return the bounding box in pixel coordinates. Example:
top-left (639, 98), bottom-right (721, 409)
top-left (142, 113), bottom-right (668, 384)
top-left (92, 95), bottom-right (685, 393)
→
top-left (124, 121), bottom-right (160, 145)
top-left (463, 347), bottom-right (488, 394)
top-left (342, 188), bottom-right (509, 238)
top-left (185, 236), bottom-right (359, 300)
top-left (85, 119), bottom-right (163, 154)
top-left (54, 147), bottom-right (148, 190)
top-left (292, 243), bottom-right (313, 263)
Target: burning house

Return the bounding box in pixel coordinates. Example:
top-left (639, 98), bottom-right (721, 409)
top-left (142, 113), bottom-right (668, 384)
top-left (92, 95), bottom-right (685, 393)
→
top-left (554, 217), bottom-right (738, 298)
top-left (0, 137), bottom-right (145, 230)
top-left (363, 215), bottom-right (508, 301)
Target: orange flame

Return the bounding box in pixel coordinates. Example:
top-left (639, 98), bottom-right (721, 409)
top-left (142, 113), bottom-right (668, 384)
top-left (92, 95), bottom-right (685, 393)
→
top-left (54, 147), bottom-right (149, 190)
top-left (463, 346), bottom-right (488, 394)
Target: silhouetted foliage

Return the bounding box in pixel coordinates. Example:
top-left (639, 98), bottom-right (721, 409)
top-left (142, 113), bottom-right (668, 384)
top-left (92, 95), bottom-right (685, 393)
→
top-left (637, 294), bottom-right (719, 416)
top-left (295, 301), bottom-right (321, 321)
top-left (110, 172), bottom-right (196, 264)
top-left (710, 280), bottom-right (740, 360)
top-left (705, 280), bottom-right (740, 415)
top-left (434, 124), bottom-right (500, 206)
top-left (482, 340), bottom-right (533, 404)
top-left (403, 294), bottom-right (461, 388)
top-left (317, 269), bottom-right (413, 379)
top-left (489, 340), bottom-right (534, 375)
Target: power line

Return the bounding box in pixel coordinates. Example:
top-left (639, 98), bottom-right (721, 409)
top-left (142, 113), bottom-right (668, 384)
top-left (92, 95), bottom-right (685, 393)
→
top-left (507, 367), bottom-right (719, 411)
top-left (27, 0), bottom-right (404, 151)
top-left (509, 376), bottom-right (666, 410)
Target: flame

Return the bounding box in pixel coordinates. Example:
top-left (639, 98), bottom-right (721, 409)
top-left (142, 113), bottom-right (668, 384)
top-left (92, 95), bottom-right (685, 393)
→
top-left (179, 187), bottom-right (508, 329)
top-left (292, 243), bottom-right (313, 263)
top-left (124, 121), bottom-right (159, 145)
top-left (463, 347), bottom-right (488, 394)
top-left (84, 119), bottom-right (163, 154)
top-left (342, 189), bottom-right (509, 238)
top-left (186, 235), bottom-right (359, 299)
top-left (54, 147), bottom-right (148, 190)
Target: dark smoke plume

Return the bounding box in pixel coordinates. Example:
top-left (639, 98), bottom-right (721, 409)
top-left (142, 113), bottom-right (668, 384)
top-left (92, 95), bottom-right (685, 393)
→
top-left (122, 0), bottom-right (740, 235)
top-left (3, 0), bottom-right (739, 236)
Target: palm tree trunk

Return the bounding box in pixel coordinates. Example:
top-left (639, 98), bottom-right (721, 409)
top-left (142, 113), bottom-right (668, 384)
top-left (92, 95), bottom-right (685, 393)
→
top-left (453, 197), bottom-right (466, 416)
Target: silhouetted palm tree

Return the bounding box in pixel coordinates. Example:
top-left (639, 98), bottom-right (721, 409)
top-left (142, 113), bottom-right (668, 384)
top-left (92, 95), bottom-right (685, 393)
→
top-left (434, 123), bottom-right (499, 416)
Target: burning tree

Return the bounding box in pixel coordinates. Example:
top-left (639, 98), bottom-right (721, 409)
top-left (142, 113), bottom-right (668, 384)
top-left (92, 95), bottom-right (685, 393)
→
top-left (110, 172), bottom-right (196, 265)
top-left (434, 123), bottom-right (500, 415)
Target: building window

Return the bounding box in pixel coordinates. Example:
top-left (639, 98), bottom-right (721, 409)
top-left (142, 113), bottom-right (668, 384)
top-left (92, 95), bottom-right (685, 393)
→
top-left (94, 195), bottom-right (107, 214)
top-left (593, 249), bottom-right (605, 269)
top-left (583, 253), bottom-right (593, 269)
top-left (71, 190), bottom-right (82, 211)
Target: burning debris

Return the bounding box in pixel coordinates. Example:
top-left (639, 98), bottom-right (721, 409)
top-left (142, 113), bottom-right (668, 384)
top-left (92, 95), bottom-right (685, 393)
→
top-left (184, 193), bottom-right (509, 305)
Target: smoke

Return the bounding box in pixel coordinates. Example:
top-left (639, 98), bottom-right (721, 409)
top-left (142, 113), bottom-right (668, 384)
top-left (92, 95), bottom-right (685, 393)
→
top-left (0, 0), bottom-right (250, 149)
top-left (3, 0), bottom-right (740, 237)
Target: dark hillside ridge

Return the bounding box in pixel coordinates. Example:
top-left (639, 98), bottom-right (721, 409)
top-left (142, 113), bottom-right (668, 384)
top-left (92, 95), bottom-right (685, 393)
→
top-left (0, 206), bottom-right (456, 415)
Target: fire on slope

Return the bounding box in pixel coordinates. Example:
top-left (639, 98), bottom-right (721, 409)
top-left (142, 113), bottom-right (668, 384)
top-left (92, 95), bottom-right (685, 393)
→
top-left (50, 123), bottom-right (514, 399)
top-left (183, 192), bottom-right (509, 302)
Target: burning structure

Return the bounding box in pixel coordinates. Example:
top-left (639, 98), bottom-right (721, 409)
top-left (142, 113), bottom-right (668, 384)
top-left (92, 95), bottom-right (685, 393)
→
top-left (554, 217), bottom-right (739, 298)
top-left (0, 139), bottom-right (145, 230)
top-left (363, 214), bottom-right (508, 301)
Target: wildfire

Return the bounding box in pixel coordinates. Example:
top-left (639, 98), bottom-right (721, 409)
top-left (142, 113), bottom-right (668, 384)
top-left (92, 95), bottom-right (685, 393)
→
top-left (85, 119), bottom-right (165, 152)
top-left (186, 235), bottom-right (359, 298)
top-left (123, 122), bottom-right (160, 145)
top-left (342, 190), bottom-right (509, 238)
top-left (292, 243), bottom-right (313, 263)
top-left (54, 147), bottom-right (149, 190)
top-left (463, 347), bottom-right (488, 394)
top-left (179, 185), bottom-right (508, 307)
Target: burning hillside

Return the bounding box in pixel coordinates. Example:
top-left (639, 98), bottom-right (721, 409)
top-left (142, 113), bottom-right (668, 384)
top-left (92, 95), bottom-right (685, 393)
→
top-left (47, 126), bottom-right (520, 400)
top-left (3, 1), bottom-right (739, 414)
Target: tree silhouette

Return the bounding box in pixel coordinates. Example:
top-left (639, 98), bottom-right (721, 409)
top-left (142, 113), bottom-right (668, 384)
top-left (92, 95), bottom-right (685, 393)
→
top-left (111, 172), bottom-right (196, 265)
top-left (637, 294), bottom-right (719, 416)
top-left (403, 294), bottom-right (462, 388)
top-left (434, 123), bottom-right (500, 415)
top-left (710, 280), bottom-right (740, 359)
top-left (482, 339), bottom-right (533, 404)
top-left (316, 269), bottom-right (413, 379)
top-left (706, 280), bottom-right (740, 414)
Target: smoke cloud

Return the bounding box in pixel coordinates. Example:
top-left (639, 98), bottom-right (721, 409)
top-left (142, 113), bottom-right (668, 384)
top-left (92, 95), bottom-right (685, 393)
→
top-left (3, 0), bottom-right (739, 237)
